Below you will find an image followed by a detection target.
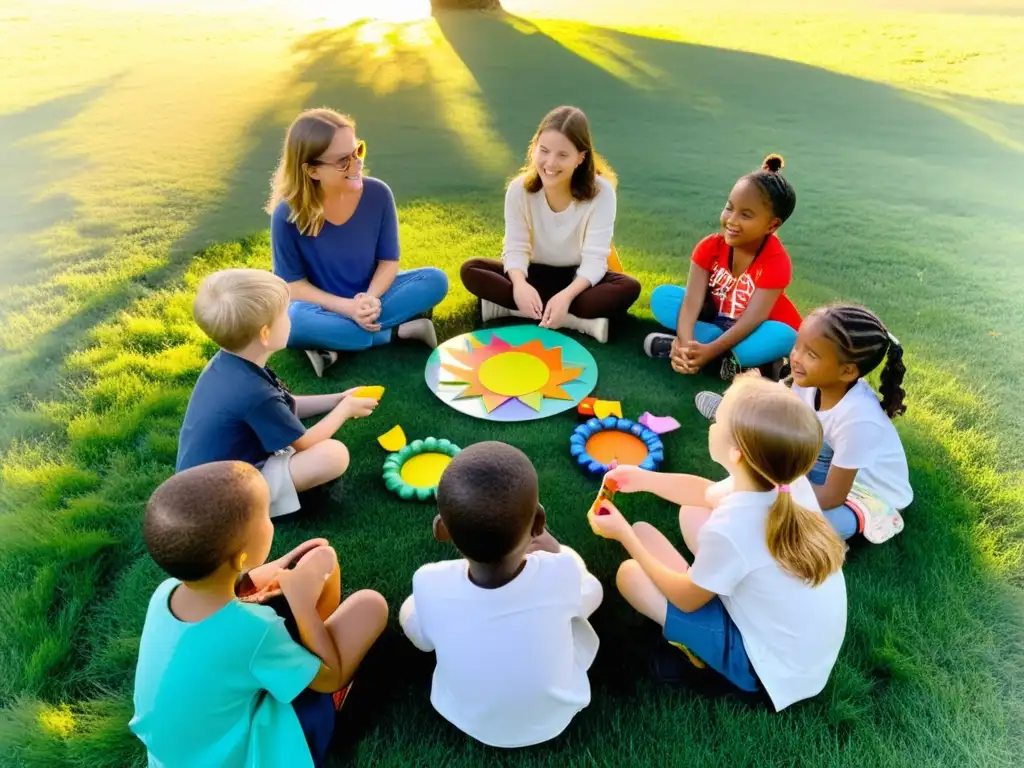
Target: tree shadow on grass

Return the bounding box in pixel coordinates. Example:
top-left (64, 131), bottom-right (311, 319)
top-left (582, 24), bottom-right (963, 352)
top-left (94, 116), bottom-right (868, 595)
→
top-left (3, 10), bottom-right (1023, 765)
top-left (0, 75), bottom-right (124, 289)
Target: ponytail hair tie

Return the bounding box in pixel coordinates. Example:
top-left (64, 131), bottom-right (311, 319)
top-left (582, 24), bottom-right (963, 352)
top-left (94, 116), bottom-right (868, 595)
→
top-left (887, 331), bottom-right (901, 347)
top-left (776, 484), bottom-right (792, 493)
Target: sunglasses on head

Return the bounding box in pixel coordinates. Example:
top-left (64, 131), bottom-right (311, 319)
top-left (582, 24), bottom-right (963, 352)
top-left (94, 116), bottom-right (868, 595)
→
top-left (308, 140), bottom-right (367, 172)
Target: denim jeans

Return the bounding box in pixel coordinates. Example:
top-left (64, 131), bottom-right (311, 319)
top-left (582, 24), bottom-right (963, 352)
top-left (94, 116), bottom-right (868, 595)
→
top-left (808, 443), bottom-right (860, 540)
top-left (650, 284), bottom-right (797, 368)
top-left (286, 267), bottom-right (448, 351)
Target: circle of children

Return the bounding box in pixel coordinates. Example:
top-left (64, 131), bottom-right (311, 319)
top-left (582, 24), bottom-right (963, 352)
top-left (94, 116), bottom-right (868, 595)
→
top-left (130, 106), bottom-right (913, 766)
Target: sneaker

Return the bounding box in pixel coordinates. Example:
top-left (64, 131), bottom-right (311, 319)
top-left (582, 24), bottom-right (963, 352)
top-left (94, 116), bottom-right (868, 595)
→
top-left (303, 349), bottom-right (338, 378)
top-left (480, 300), bottom-right (512, 324)
top-left (396, 318), bottom-right (438, 348)
top-left (719, 354), bottom-right (742, 381)
top-left (649, 643), bottom-right (708, 687)
top-left (668, 641), bottom-right (707, 669)
top-left (563, 314), bottom-right (609, 344)
top-left (759, 358), bottom-right (791, 382)
top-left (695, 391), bottom-right (723, 422)
top-left (644, 332), bottom-right (675, 358)
top-left (332, 681), bottom-right (354, 712)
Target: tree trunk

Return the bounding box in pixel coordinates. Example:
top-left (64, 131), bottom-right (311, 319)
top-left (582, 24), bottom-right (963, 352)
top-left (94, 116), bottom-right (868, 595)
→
top-left (430, 0), bottom-right (502, 10)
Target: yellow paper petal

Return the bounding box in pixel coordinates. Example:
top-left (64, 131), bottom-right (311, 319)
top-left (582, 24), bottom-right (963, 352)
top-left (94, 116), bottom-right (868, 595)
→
top-left (377, 425), bottom-right (407, 451)
top-left (594, 400), bottom-right (623, 419)
top-left (354, 385), bottom-right (385, 400)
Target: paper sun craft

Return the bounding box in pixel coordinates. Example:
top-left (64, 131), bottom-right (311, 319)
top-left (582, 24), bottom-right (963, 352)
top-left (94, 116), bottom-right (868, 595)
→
top-left (425, 326), bottom-right (597, 422)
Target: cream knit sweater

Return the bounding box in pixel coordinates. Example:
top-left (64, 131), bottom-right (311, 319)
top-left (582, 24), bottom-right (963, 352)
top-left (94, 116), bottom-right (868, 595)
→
top-left (500, 174), bottom-right (616, 287)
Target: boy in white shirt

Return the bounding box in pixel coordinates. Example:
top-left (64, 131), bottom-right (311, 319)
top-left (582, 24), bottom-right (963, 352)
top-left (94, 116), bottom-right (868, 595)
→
top-left (399, 441), bottom-right (603, 748)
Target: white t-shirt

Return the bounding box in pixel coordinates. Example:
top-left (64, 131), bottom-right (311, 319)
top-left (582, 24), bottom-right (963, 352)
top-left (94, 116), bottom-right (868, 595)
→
top-left (501, 174), bottom-right (617, 287)
top-left (792, 380), bottom-right (913, 509)
top-left (399, 548), bottom-right (603, 748)
top-left (689, 485), bottom-right (848, 711)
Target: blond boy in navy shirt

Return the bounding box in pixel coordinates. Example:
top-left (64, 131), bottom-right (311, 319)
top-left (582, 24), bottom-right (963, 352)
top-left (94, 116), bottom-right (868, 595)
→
top-left (177, 269), bottom-right (379, 517)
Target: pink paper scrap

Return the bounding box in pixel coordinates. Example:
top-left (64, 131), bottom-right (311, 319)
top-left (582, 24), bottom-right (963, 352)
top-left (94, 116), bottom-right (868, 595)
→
top-left (638, 412), bottom-right (681, 435)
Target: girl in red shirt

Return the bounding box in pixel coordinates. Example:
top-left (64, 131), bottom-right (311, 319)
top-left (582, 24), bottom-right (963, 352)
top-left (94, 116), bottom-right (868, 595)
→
top-left (645, 155), bottom-right (801, 380)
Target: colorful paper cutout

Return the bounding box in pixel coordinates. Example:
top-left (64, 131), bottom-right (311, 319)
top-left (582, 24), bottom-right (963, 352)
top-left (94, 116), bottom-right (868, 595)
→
top-left (638, 412), bottom-right (681, 435)
top-left (593, 400), bottom-right (623, 419)
top-left (578, 397), bottom-right (597, 417)
top-left (382, 437), bottom-right (462, 502)
top-left (400, 452), bottom-right (453, 488)
top-left (354, 385), bottom-right (385, 400)
top-left (377, 425), bottom-right (407, 452)
top-left (425, 327), bottom-right (598, 422)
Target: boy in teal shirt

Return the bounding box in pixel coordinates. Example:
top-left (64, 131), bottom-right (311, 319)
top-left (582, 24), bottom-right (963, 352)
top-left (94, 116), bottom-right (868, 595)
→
top-left (130, 461), bottom-right (388, 767)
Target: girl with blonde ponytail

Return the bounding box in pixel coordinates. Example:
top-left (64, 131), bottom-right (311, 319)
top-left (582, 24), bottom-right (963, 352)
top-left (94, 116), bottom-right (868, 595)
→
top-left (588, 374), bottom-right (847, 710)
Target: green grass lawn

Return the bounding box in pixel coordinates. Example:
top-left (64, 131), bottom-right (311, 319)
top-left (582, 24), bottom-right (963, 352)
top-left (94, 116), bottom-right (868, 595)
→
top-left (1, 1), bottom-right (1023, 765)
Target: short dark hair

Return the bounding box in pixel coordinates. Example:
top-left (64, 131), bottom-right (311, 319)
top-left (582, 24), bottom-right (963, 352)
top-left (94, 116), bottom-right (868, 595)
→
top-left (743, 153), bottom-right (797, 224)
top-left (143, 461), bottom-right (268, 581)
top-left (437, 442), bottom-right (539, 564)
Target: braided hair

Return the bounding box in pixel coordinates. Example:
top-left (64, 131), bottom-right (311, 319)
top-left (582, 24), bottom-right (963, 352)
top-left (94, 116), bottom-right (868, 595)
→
top-left (743, 154), bottom-right (797, 224)
top-left (812, 304), bottom-right (908, 419)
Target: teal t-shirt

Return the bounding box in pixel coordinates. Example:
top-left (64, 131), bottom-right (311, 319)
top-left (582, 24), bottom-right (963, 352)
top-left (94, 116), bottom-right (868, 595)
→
top-left (130, 579), bottom-right (321, 768)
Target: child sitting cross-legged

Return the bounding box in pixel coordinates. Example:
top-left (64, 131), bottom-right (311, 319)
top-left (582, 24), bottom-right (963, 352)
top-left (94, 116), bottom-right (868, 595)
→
top-left (177, 268), bottom-right (380, 518)
top-left (399, 442), bottom-right (603, 748)
top-left (130, 461), bottom-right (388, 767)
top-left (589, 376), bottom-right (847, 710)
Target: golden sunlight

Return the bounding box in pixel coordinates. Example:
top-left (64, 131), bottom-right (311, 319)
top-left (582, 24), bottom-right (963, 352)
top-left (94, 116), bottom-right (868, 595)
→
top-left (296, 0), bottom-right (431, 26)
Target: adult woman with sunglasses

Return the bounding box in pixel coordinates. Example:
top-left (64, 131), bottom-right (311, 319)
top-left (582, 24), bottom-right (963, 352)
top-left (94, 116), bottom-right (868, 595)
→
top-left (267, 109), bottom-right (448, 376)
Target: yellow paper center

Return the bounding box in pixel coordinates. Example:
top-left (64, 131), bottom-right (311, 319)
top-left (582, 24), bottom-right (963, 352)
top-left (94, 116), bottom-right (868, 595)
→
top-left (400, 452), bottom-right (453, 488)
top-left (477, 351), bottom-right (550, 397)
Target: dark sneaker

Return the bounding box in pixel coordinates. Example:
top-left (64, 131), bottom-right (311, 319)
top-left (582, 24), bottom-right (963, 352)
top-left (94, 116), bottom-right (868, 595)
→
top-left (649, 643), bottom-right (708, 687)
top-left (719, 354), bottom-right (742, 381)
top-left (644, 333), bottom-right (675, 358)
top-left (759, 358), bottom-right (791, 382)
top-left (695, 391), bottom-right (723, 422)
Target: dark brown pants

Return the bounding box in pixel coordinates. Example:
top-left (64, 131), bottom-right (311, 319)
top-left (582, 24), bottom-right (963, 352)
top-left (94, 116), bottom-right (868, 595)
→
top-left (460, 258), bottom-right (641, 319)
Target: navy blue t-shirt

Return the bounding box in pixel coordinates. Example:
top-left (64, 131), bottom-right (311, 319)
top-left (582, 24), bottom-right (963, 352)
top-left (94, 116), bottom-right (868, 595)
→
top-left (175, 351), bottom-right (306, 472)
top-left (271, 177), bottom-right (400, 299)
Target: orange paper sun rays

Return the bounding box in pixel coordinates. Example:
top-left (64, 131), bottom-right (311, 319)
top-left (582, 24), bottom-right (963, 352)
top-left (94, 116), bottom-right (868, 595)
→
top-left (440, 335), bottom-right (584, 413)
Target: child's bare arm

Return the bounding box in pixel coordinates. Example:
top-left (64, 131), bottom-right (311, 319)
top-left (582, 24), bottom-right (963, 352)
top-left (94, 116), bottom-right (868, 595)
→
top-left (675, 262), bottom-right (710, 342)
top-left (813, 465), bottom-right (857, 511)
top-left (277, 548), bottom-right (346, 691)
top-left (292, 396), bottom-right (377, 451)
top-left (294, 393), bottom-right (344, 418)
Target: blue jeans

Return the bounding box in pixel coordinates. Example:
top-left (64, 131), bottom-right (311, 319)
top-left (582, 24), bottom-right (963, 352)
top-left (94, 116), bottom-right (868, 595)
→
top-left (809, 444), bottom-right (860, 540)
top-left (650, 284), bottom-right (797, 368)
top-left (287, 268), bottom-right (448, 351)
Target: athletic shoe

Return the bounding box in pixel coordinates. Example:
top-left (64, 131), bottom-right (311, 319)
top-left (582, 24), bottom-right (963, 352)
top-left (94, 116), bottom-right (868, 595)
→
top-left (644, 332), bottom-right (675, 358)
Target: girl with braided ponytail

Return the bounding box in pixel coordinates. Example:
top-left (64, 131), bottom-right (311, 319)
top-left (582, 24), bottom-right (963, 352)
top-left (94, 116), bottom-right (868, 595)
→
top-left (589, 376), bottom-right (847, 710)
top-left (645, 155), bottom-right (802, 380)
top-left (787, 303), bottom-right (912, 543)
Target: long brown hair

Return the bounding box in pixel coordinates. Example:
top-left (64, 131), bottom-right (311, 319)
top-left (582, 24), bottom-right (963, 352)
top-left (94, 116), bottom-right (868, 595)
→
top-left (723, 376), bottom-right (845, 586)
top-left (517, 106), bottom-right (616, 201)
top-left (266, 108), bottom-right (354, 237)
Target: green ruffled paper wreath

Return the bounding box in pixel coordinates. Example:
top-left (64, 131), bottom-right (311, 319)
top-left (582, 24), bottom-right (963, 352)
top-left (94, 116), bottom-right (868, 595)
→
top-left (382, 437), bottom-right (462, 501)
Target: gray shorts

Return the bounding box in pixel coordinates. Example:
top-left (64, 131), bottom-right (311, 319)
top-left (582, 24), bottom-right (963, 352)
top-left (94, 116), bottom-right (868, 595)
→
top-left (260, 447), bottom-right (301, 518)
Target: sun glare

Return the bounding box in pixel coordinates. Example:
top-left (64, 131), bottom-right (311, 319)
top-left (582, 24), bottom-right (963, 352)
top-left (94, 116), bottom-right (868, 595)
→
top-left (296, 0), bottom-right (431, 26)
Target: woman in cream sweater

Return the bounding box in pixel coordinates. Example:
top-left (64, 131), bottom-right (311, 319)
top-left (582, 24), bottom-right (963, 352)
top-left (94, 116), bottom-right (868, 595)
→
top-left (460, 106), bottom-right (640, 343)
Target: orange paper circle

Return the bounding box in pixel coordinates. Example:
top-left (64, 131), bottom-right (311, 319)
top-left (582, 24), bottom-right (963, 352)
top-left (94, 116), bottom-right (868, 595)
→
top-left (585, 431), bottom-right (650, 467)
top-left (477, 351), bottom-right (551, 397)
